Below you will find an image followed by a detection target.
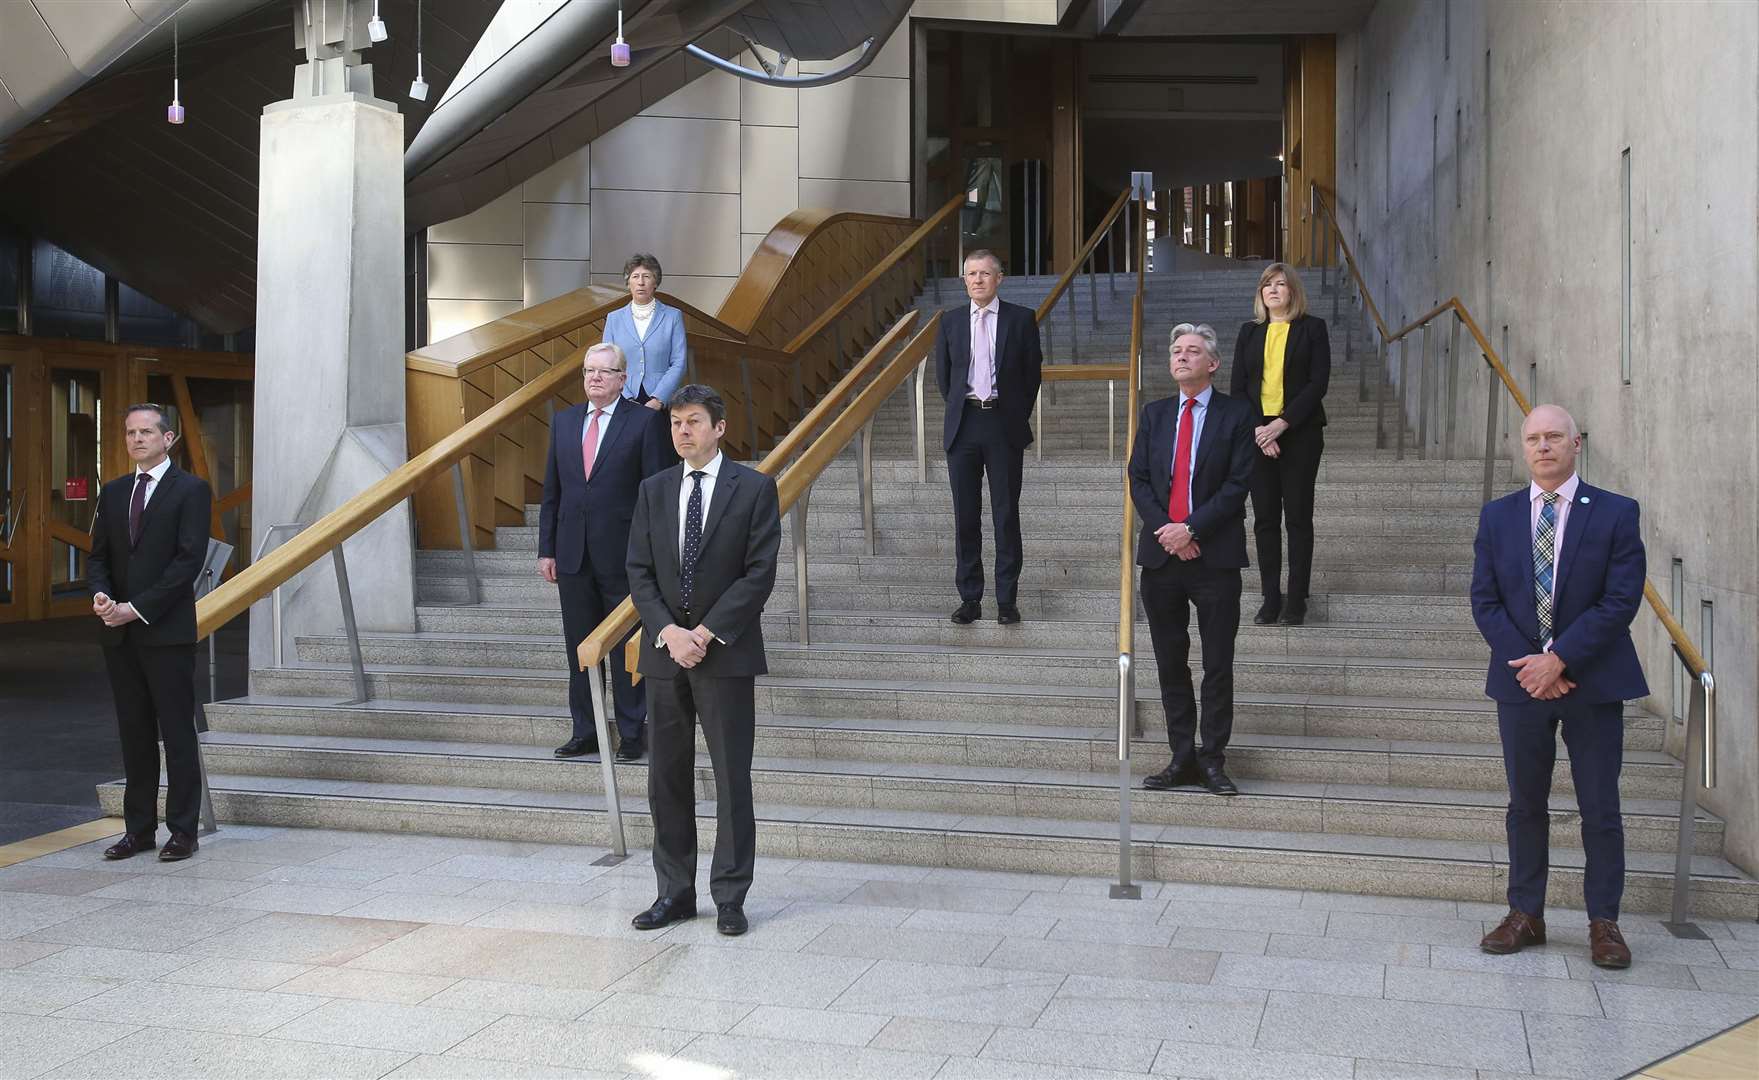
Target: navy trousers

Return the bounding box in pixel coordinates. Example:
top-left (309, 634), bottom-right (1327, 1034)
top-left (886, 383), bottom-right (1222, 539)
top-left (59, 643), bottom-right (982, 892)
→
top-left (558, 565), bottom-right (645, 744)
top-left (947, 405), bottom-right (1025, 606)
top-left (1496, 698), bottom-right (1625, 920)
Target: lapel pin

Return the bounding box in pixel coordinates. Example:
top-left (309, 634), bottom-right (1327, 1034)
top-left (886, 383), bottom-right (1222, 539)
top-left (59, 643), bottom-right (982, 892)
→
top-left (1580, 496), bottom-right (1590, 504)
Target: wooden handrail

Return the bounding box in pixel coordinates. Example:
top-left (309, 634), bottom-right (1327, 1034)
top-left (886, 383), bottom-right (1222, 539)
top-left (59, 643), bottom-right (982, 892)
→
top-left (47, 519), bottom-right (93, 554)
top-left (1036, 189), bottom-right (1133, 323)
top-left (1309, 181), bottom-right (1706, 679)
top-left (783, 193), bottom-right (964, 354)
top-left (576, 311), bottom-right (936, 671)
top-left (766, 312), bottom-right (921, 467)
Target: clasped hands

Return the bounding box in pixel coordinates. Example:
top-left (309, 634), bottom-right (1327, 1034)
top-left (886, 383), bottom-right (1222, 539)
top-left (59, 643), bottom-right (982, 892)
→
top-left (91, 592), bottom-right (140, 627)
top-left (1154, 523), bottom-right (1202, 562)
top-left (1254, 418), bottom-right (1289, 459)
top-left (1509, 651), bottom-right (1576, 701)
top-left (660, 623), bottom-right (717, 668)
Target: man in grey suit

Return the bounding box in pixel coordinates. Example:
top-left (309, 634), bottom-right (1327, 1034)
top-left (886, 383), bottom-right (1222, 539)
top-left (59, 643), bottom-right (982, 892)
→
top-left (625, 384), bottom-right (781, 937)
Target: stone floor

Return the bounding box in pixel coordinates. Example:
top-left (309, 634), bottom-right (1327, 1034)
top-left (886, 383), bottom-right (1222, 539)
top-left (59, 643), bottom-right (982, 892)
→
top-left (2, 825), bottom-right (1757, 1079)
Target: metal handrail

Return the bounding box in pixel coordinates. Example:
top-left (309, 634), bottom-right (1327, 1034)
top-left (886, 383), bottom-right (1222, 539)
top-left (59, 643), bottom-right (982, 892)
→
top-left (1310, 181), bottom-right (1718, 929)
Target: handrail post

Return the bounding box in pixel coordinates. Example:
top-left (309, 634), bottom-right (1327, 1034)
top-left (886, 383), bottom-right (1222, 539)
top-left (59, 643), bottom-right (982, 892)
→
top-left (1108, 380), bottom-right (1116, 462)
top-left (1418, 323), bottom-right (1433, 460)
top-left (857, 417), bottom-right (876, 556)
top-left (1110, 651), bottom-right (1141, 900)
top-left (1446, 314), bottom-right (1462, 459)
top-left (253, 523), bottom-right (305, 668)
top-left (1109, 220), bottom-right (1118, 295)
top-left (1481, 367), bottom-right (1501, 505)
top-left (1087, 252), bottom-right (1098, 327)
top-left (330, 545), bottom-right (370, 705)
top-left (1396, 338), bottom-right (1410, 460)
top-left (451, 463), bottom-right (481, 606)
top-left (1374, 338), bottom-right (1388, 449)
top-left (914, 356), bottom-right (929, 484)
top-left (740, 359), bottom-right (758, 456)
top-left (1665, 668), bottom-right (1715, 935)
top-left (585, 662), bottom-right (628, 859)
top-left (1331, 238), bottom-right (1342, 323)
top-left (1066, 283), bottom-right (1080, 363)
top-left (791, 490), bottom-right (811, 645)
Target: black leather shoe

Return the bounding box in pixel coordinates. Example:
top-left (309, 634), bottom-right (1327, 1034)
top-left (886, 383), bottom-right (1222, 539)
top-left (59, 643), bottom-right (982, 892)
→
top-left (554, 737), bottom-right (598, 759)
top-left (632, 895), bottom-right (697, 930)
top-left (1254, 598), bottom-right (1282, 625)
top-left (1277, 599), bottom-right (1307, 626)
top-left (716, 903), bottom-right (748, 936)
top-left (1201, 768), bottom-right (1240, 796)
top-left (951, 601), bottom-right (981, 625)
top-left (1142, 762), bottom-right (1202, 791)
top-left (614, 742), bottom-right (645, 763)
top-left (997, 604), bottom-right (1022, 625)
top-left (102, 833), bottom-right (156, 860)
top-left (158, 833), bottom-right (199, 861)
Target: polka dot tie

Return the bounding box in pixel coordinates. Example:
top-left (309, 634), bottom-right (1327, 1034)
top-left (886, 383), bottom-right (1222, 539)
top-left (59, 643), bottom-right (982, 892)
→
top-left (681, 470), bottom-right (705, 615)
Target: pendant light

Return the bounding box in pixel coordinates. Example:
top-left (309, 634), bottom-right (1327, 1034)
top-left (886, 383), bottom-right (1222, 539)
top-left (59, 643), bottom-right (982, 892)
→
top-left (368, 0), bottom-right (388, 43)
top-left (611, 6), bottom-right (630, 67)
top-left (166, 16), bottom-right (185, 124)
top-left (408, 0), bottom-right (429, 100)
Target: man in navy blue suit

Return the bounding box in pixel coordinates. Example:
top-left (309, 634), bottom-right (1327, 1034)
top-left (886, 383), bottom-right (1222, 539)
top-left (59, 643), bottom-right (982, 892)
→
top-left (1471, 404), bottom-right (1646, 969)
top-left (540, 342), bottom-right (676, 761)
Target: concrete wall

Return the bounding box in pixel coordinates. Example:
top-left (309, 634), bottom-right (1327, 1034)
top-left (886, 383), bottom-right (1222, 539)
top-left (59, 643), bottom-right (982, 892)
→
top-left (425, 28), bottom-right (910, 340)
top-left (1336, 0), bottom-right (1759, 870)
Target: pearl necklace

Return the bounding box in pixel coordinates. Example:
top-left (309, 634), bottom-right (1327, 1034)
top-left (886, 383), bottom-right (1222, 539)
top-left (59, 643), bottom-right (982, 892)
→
top-left (631, 300), bottom-right (656, 320)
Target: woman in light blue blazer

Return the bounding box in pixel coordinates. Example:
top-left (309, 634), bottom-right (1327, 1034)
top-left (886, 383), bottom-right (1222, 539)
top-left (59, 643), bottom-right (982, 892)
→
top-left (603, 253), bottom-right (687, 410)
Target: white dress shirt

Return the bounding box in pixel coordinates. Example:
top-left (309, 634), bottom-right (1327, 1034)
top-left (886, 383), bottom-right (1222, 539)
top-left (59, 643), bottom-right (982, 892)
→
top-left (1529, 472), bottom-right (1581, 605)
top-left (1167, 385), bottom-right (1213, 519)
top-left (677, 451), bottom-right (724, 559)
top-left (581, 395), bottom-right (620, 462)
top-left (967, 298), bottom-right (1000, 399)
top-left (134, 456), bottom-right (172, 509)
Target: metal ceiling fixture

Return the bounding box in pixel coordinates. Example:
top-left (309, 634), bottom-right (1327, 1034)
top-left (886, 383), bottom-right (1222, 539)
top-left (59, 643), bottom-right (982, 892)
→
top-left (682, 34), bottom-right (877, 88)
top-left (368, 0), bottom-right (388, 43)
top-left (611, 6), bottom-right (631, 67)
top-left (409, 0), bottom-right (429, 100)
top-left (166, 16), bottom-right (185, 125)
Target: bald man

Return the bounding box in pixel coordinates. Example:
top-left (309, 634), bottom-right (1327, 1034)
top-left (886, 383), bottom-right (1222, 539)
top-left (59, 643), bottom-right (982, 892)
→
top-left (1470, 404), bottom-right (1647, 969)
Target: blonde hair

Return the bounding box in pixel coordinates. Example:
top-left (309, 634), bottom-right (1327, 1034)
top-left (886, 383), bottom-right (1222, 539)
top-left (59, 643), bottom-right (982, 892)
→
top-left (1252, 262), bottom-right (1308, 323)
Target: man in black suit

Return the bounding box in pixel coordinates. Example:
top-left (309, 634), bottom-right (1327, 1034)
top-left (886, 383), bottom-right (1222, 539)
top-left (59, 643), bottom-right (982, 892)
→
top-left (934, 249), bottom-right (1044, 626)
top-left (1129, 324), bottom-right (1257, 796)
top-left (88, 403), bottom-right (213, 861)
top-left (625, 384), bottom-right (781, 937)
top-left (540, 342), bottom-right (675, 761)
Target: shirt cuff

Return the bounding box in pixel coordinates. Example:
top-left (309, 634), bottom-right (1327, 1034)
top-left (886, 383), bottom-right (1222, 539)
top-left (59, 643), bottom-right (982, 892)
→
top-left (132, 604), bottom-right (150, 625)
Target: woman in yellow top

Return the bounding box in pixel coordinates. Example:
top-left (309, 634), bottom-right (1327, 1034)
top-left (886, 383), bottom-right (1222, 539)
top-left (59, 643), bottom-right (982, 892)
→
top-left (1229, 262), bottom-right (1331, 626)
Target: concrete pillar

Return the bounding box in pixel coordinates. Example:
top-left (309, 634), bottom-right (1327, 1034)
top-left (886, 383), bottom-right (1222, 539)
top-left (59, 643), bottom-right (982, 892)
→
top-left (248, 91), bottom-right (415, 672)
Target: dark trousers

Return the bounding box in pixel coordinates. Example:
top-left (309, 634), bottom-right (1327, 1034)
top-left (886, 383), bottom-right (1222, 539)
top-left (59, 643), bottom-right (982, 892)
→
top-left (1497, 698), bottom-right (1625, 920)
top-left (102, 639), bottom-right (200, 838)
top-left (648, 668), bottom-right (757, 907)
top-left (947, 405), bottom-right (1025, 605)
top-left (1251, 418), bottom-right (1323, 602)
top-left (1140, 559), bottom-right (1242, 771)
top-left (559, 565), bottom-right (645, 743)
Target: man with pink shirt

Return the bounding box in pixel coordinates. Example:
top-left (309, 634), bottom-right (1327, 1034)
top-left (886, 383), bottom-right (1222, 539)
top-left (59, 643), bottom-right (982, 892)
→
top-left (1470, 404), bottom-right (1647, 968)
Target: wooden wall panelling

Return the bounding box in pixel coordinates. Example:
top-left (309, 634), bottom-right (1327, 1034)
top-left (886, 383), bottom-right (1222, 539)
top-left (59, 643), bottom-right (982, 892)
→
top-left (405, 367), bottom-right (468, 550)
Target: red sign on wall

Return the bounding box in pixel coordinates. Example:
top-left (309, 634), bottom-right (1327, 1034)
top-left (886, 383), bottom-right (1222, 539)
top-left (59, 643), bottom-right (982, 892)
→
top-left (64, 477), bottom-right (90, 501)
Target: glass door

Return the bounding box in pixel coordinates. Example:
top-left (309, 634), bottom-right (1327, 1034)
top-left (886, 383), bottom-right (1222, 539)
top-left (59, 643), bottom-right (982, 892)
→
top-left (0, 361), bottom-right (15, 618)
top-left (48, 364), bottom-right (105, 607)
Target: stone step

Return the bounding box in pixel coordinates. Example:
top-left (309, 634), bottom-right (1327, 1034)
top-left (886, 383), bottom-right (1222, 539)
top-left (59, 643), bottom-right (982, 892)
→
top-left (98, 774), bottom-right (1759, 918)
top-left (189, 731), bottom-right (1720, 855)
top-left (244, 666), bottom-right (1671, 782)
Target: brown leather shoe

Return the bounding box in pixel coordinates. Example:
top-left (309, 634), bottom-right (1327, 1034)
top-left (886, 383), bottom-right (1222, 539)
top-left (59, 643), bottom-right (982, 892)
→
top-left (1480, 909), bottom-right (1546, 954)
top-left (102, 833), bottom-right (156, 860)
top-left (158, 833), bottom-right (199, 862)
top-left (1589, 918), bottom-right (1632, 969)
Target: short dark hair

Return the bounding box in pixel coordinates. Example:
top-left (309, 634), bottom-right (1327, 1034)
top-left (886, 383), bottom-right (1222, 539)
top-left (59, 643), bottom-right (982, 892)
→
top-left (622, 253), bottom-right (663, 284)
top-left (123, 402), bottom-right (173, 434)
top-left (668, 384), bottom-right (725, 426)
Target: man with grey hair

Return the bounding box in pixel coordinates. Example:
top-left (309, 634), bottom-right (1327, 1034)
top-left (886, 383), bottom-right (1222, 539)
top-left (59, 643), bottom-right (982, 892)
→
top-left (540, 341), bottom-right (675, 761)
top-left (1128, 324), bottom-right (1256, 796)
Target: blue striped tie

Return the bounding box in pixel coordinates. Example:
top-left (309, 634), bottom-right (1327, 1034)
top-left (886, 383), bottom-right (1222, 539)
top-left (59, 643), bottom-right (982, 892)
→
top-left (1534, 492), bottom-right (1559, 642)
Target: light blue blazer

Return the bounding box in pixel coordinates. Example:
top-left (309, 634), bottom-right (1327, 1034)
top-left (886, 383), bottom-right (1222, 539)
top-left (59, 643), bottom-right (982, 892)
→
top-left (604, 300), bottom-right (687, 405)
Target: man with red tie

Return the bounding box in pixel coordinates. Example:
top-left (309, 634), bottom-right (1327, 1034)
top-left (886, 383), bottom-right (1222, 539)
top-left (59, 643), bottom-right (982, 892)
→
top-left (1128, 324), bottom-right (1257, 796)
top-left (540, 342), bottom-right (676, 761)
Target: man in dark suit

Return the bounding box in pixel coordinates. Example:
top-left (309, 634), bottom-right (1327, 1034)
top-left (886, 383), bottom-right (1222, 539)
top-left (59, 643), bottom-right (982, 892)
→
top-left (934, 249), bottom-right (1044, 626)
top-left (1472, 404), bottom-right (1646, 969)
top-left (540, 342), bottom-right (675, 761)
top-left (1129, 324), bottom-right (1257, 797)
top-left (88, 403), bottom-right (213, 862)
top-left (625, 384), bottom-right (781, 937)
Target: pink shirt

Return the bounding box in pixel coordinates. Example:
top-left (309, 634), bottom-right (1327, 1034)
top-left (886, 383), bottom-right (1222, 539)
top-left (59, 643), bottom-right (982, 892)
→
top-left (1529, 472), bottom-right (1581, 611)
top-left (967, 298), bottom-right (999, 398)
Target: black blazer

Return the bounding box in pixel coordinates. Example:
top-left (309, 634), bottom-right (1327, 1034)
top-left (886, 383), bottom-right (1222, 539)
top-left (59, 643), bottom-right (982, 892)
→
top-left (1230, 314), bottom-right (1331, 429)
top-left (626, 457), bottom-right (782, 678)
top-left (87, 462), bottom-right (213, 647)
top-left (1128, 390), bottom-right (1256, 570)
top-left (933, 300), bottom-right (1044, 451)
top-left (539, 400), bottom-right (675, 578)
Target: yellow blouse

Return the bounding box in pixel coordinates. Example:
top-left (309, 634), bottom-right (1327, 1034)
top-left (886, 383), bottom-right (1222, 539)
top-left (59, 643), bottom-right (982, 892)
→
top-left (1261, 321), bottom-right (1290, 417)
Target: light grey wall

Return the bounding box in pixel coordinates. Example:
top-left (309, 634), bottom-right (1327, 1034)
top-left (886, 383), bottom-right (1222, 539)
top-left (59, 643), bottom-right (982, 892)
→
top-left (425, 28), bottom-right (911, 339)
top-left (1336, 0), bottom-right (1759, 871)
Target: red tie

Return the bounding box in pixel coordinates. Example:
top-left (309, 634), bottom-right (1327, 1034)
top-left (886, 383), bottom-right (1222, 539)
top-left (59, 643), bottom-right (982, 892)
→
top-left (581, 409), bottom-right (602, 481)
top-left (1169, 396), bottom-right (1197, 524)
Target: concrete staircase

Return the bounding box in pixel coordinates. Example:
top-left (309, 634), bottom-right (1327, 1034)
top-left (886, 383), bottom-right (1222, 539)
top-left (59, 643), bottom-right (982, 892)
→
top-left (109, 265), bottom-right (1759, 920)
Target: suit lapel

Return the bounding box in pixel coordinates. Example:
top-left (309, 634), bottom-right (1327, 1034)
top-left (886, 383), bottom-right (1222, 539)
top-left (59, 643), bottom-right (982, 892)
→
top-left (1192, 394), bottom-right (1223, 479)
top-left (993, 302), bottom-right (1011, 377)
top-left (1551, 483), bottom-right (1596, 601)
top-left (698, 460), bottom-right (740, 551)
top-left (134, 464), bottom-right (179, 544)
top-left (587, 404), bottom-right (634, 485)
top-left (1506, 495), bottom-right (1540, 639)
top-left (562, 406), bottom-right (587, 485)
top-left (949, 306), bottom-right (971, 377)
top-left (659, 466), bottom-right (683, 575)
top-left (1150, 398), bottom-right (1174, 507)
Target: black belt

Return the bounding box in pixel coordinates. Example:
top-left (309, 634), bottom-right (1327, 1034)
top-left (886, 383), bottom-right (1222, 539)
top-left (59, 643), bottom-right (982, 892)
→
top-left (965, 397), bottom-right (999, 410)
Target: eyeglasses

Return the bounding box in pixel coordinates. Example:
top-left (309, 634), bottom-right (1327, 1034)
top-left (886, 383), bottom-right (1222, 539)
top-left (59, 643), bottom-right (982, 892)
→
top-left (582, 367), bottom-right (625, 378)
